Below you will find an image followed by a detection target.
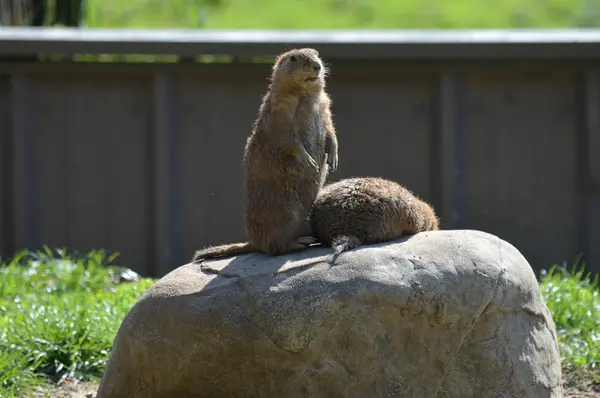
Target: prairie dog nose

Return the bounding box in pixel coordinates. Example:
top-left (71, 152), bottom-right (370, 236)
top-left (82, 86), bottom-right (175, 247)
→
top-left (306, 60), bottom-right (321, 72)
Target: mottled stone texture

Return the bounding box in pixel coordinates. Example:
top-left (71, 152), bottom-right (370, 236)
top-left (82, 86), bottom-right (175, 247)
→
top-left (96, 229), bottom-right (563, 398)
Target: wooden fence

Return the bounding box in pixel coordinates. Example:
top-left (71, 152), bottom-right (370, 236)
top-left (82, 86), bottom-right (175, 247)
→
top-left (1, 28), bottom-right (599, 277)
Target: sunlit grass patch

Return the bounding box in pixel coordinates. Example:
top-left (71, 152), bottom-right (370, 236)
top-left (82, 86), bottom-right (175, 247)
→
top-left (0, 249), bottom-right (155, 398)
top-left (539, 262), bottom-right (600, 370)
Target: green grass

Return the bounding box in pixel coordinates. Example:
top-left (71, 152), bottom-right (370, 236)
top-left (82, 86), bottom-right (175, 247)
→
top-left (539, 262), bottom-right (600, 371)
top-left (0, 249), bottom-right (598, 397)
top-left (81, 0), bottom-right (600, 29)
top-left (0, 249), bottom-right (155, 398)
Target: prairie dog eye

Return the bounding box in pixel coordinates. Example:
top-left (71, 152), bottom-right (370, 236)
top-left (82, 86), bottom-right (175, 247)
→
top-left (289, 55), bottom-right (297, 62)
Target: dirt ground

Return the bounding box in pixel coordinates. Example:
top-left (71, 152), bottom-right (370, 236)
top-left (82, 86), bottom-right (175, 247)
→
top-left (26, 368), bottom-right (599, 398)
top-left (26, 380), bottom-right (98, 398)
top-left (563, 368), bottom-right (600, 398)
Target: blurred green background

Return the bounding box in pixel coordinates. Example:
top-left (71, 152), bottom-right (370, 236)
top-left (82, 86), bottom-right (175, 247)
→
top-left (4, 0), bottom-right (600, 29)
top-left (89, 0), bottom-right (600, 29)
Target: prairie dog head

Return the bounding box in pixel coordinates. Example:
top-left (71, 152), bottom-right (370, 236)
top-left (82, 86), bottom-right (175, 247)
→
top-left (271, 48), bottom-right (326, 92)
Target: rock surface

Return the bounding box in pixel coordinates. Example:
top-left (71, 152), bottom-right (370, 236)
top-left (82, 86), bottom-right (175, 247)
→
top-left (95, 229), bottom-right (563, 398)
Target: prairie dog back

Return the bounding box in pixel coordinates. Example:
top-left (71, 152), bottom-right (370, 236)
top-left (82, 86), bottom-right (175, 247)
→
top-left (310, 177), bottom-right (439, 263)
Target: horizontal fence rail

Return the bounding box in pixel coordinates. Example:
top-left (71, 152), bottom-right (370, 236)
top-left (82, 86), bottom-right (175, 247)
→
top-left (0, 27), bottom-right (599, 277)
top-left (3, 27), bottom-right (600, 58)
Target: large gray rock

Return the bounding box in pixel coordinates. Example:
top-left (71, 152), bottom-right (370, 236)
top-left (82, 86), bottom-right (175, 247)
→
top-left (96, 230), bottom-right (563, 398)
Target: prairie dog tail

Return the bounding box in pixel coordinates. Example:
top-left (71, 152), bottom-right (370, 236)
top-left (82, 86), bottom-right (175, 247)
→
top-left (192, 242), bottom-right (259, 263)
top-left (327, 235), bottom-right (362, 264)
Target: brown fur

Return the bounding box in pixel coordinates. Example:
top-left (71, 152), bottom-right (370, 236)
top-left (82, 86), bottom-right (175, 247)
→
top-left (193, 48), bottom-right (339, 262)
top-left (309, 177), bottom-right (439, 263)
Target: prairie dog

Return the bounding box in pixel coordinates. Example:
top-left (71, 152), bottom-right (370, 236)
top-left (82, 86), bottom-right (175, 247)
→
top-left (310, 177), bottom-right (439, 263)
top-left (193, 48), bottom-right (339, 262)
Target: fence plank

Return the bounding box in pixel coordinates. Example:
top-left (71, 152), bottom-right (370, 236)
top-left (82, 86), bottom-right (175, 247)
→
top-left (327, 73), bottom-right (436, 202)
top-left (585, 71), bottom-right (600, 189)
top-left (178, 72), bottom-right (265, 264)
top-left (10, 73), bottom-right (41, 252)
top-left (579, 71), bottom-right (600, 269)
top-left (27, 73), bottom-right (153, 273)
top-left (438, 73), bottom-right (468, 230)
top-left (0, 76), bottom-right (9, 256)
top-left (465, 71), bottom-right (579, 270)
top-left (152, 72), bottom-right (183, 275)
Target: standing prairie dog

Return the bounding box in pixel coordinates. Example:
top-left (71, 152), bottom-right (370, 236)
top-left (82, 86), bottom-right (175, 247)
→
top-left (193, 48), bottom-right (339, 262)
top-left (310, 177), bottom-right (440, 263)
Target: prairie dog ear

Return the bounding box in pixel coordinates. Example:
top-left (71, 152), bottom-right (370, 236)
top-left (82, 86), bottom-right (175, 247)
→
top-left (272, 54), bottom-right (284, 70)
top-left (273, 50), bottom-right (295, 70)
top-left (305, 47), bottom-right (319, 57)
